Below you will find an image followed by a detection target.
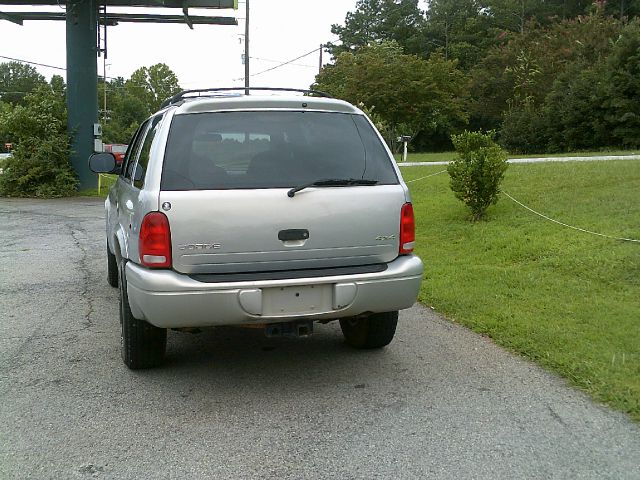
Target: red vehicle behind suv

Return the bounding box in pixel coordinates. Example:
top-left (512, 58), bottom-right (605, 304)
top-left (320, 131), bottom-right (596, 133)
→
top-left (103, 144), bottom-right (128, 164)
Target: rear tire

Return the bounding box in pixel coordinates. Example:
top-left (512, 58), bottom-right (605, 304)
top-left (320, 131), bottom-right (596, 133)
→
top-left (107, 243), bottom-right (118, 288)
top-left (340, 311), bottom-right (398, 349)
top-left (119, 261), bottom-right (167, 369)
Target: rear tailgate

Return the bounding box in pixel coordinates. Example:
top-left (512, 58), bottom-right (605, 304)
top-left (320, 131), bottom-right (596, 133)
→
top-left (162, 185), bottom-right (405, 274)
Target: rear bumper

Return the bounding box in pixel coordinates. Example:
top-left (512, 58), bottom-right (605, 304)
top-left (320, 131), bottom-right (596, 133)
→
top-left (125, 255), bottom-right (424, 328)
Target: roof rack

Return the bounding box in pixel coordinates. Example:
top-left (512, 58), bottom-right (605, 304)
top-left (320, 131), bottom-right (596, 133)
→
top-left (160, 87), bottom-right (334, 109)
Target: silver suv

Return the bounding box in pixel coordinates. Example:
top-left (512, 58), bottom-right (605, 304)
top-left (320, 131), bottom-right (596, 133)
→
top-left (89, 88), bottom-right (423, 369)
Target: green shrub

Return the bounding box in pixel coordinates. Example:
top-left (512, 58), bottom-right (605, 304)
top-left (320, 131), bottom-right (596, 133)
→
top-left (447, 130), bottom-right (508, 220)
top-left (0, 135), bottom-right (78, 198)
top-left (0, 83), bottom-right (78, 198)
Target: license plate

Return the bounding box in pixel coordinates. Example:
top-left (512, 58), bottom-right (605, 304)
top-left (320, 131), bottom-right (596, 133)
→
top-left (262, 284), bottom-right (332, 316)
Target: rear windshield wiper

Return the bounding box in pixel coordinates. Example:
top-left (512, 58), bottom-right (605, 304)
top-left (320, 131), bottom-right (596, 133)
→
top-left (287, 178), bottom-right (378, 197)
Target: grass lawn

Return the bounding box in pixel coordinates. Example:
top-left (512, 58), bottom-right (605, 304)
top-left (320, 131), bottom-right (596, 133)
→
top-left (396, 149), bottom-right (639, 163)
top-left (403, 160), bottom-right (640, 421)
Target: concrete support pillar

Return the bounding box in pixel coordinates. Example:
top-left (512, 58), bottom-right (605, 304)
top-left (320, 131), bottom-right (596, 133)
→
top-left (66, 0), bottom-right (98, 190)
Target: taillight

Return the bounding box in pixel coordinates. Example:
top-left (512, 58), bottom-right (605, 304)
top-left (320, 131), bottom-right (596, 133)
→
top-left (139, 212), bottom-right (172, 268)
top-left (400, 203), bottom-right (415, 254)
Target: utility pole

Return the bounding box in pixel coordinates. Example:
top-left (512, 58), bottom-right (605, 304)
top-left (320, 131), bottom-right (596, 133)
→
top-left (103, 57), bottom-right (107, 125)
top-left (319, 44), bottom-right (323, 75)
top-left (244, 0), bottom-right (249, 95)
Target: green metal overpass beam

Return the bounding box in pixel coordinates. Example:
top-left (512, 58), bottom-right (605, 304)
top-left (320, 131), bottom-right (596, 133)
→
top-left (3, 11), bottom-right (237, 24)
top-left (66, 0), bottom-right (98, 190)
top-left (0, 0), bottom-right (236, 7)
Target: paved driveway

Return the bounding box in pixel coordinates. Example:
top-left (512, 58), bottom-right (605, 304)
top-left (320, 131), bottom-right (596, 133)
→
top-left (1, 198), bottom-right (639, 479)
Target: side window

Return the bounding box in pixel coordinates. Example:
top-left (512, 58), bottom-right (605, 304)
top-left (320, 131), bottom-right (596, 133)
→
top-left (134, 114), bottom-right (164, 189)
top-left (121, 124), bottom-right (145, 181)
top-left (123, 120), bottom-right (150, 182)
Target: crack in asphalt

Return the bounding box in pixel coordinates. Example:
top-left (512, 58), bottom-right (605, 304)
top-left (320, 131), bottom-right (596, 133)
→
top-left (68, 224), bottom-right (95, 328)
top-left (547, 403), bottom-right (570, 428)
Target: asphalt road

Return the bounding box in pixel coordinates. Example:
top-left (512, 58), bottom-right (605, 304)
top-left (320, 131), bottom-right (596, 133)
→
top-left (1, 197), bottom-right (639, 480)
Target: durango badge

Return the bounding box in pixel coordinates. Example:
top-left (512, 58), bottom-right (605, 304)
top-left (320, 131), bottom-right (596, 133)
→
top-left (178, 243), bottom-right (222, 251)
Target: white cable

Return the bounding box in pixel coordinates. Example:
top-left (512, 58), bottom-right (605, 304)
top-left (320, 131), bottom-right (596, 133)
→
top-left (502, 191), bottom-right (640, 243)
top-left (406, 169), bottom-right (448, 183)
top-left (403, 169), bottom-right (639, 243)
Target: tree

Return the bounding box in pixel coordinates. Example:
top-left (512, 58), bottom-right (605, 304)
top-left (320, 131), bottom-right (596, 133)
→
top-left (327, 0), bottom-right (427, 57)
top-left (604, 21), bottom-right (640, 147)
top-left (99, 64), bottom-right (181, 144)
top-left (314, 42), bottom-right (469, 150)
top-left (0, 100), bottom-right (12, 149)
top-left (50, 74), bottom-right (66, 97)
top-left (125, 63), bottom-right (181, 115)
top-left (0, 61), bottom-right (47, 105)
top-left (602, 0), bottom-right (640, 19)
top-left (467, 13), bottom-right (623, 139)
top-left (100, 76), bottom-right (148, 144)
top-left (423, 0), bottom-right (502, 68)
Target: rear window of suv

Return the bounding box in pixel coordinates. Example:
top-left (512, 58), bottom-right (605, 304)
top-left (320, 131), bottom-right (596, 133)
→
top-left (161, 111), bottom-right (398, 190)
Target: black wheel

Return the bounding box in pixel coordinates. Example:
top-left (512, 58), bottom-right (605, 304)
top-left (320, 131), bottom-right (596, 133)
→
top-left (340, 311), bottom-right (399, 349)
top-left (119, 261), bottom-right (167, 369)
top-left (107, 243), bottom-right (118, 288)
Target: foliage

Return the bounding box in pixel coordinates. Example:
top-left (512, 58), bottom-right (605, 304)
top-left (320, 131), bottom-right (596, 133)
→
top-left (499, 105), bottom-right (549, 153)
top-left (0, 136), bottom-right (77, 197)
top-left (0, 84), bottom-right (78, 198)
top-left (423, 0), bottom-right (503, 69)
top-left (356, 103), bottom-right (395, 148)
top-left (447, 130), bottom-right (508, 220)
top-left (100, 64), bottom-right (181, 144)
top-left (327, 0), bottom-right (599, 70)
top-left (0, 100), bottom-right (12, 148)
top-left (603, 21), bottom-right (640, 147)
top-left (327, 0), bottom-right (426, 57)
top-left (541, 63), bottom-right (614, 152)
top-left (126, 63), bottom-right (181, 114)
top-left (469, 14), bottom-right (623, 137)
top-left (325, 0), bottom-right (640, 154)
top-left (495, 18), bottom-right (640, 152)
top-left (100, 76), bottom-right (148, 144)
top-left (314, 42), bottom-right (469, 150)
top-left (0, 61), bottom-right (47, 105)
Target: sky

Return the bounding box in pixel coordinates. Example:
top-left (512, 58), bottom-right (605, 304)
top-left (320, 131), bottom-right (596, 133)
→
top-left (0, 0), bottom-right (358, 90)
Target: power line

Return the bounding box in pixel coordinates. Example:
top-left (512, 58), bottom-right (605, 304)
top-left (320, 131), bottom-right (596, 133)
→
top-left (0, 53), bottom-right (121, 81)
top-left (0, 54), bottom-right (66, 72)
top-left (0, 54), bottom-right (174, 91)
top-left (251, 47), bottom-right (320, 76)
top-left (250, 56), bottom-right (316, 68)
top-left (235, 47), bottom-right (320, 81)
